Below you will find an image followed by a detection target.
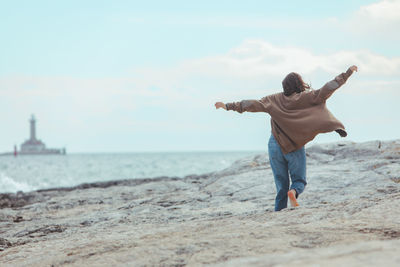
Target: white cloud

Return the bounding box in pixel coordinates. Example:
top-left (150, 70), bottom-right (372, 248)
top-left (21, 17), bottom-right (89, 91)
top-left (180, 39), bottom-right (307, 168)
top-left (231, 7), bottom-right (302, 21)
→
top-left (0, 75), bottom-right (166, 115)
top-left (129, 40), bottom-right (400, 104)
top-left (196, 41), bottom-right (400, 76)
top-left (349, 0), bottom-right (400, 39)
top-left (357, 0), bottom-right (400, 21)
top-left (342, 80), bottom-right (400, 96)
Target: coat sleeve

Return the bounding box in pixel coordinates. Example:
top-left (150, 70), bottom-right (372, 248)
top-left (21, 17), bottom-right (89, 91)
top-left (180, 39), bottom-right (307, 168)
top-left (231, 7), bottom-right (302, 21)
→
top-left (310, 68), bottom-right (354, 104)
top-left (225, 96), bottom-right (271, 113)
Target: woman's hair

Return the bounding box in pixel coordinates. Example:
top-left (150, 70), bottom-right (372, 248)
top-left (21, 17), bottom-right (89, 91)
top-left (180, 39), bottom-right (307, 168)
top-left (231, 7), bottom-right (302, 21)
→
top-left (282, 72), bottom-right (310, 96)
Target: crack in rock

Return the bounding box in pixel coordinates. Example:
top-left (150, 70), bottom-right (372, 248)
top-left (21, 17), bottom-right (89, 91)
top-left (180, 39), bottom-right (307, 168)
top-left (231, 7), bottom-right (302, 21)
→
top-left (14, 224), bottom-right (66, 238)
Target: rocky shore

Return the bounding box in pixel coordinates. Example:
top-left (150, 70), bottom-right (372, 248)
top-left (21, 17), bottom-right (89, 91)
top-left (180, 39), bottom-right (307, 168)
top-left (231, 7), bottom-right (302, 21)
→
top-left (1, 140), bottom-right (400, 266)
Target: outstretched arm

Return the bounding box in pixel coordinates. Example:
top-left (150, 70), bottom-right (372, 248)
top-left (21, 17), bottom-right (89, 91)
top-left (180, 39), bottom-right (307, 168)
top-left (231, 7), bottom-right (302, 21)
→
top-left (215, 96), bottom-right (271, 113)
top-left (311, 65), bottom-right (358, 103)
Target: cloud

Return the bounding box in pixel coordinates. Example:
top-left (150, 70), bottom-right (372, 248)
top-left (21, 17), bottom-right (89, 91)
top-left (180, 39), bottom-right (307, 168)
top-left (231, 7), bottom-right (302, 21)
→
top-left (193, 41), bottom-right (400, 76)
top-left (129, 40), bottom-right (400, 105)
top-left (342, 80), bottom-right (400, 96)
top-left (349, 0), bottom-right (400, 39)
top-left (357, 0), bottom-right (400, 21)
top-left (0, 75), bottom-right (164, 115)
top-left (2, 39), bottom-right (399, 118)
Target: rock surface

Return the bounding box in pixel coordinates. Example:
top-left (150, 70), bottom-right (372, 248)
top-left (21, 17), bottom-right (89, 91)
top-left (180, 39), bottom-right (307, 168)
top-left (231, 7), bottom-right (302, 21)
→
top-left (0, 140), bottom-right (400, 266)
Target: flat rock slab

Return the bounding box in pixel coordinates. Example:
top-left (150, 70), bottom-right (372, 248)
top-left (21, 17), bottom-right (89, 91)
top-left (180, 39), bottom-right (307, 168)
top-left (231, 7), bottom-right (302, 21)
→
top-left (0, 140), bottom-right (400, 266)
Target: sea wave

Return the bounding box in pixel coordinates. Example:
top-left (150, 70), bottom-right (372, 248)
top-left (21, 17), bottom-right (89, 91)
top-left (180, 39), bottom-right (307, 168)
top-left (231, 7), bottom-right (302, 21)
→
top-left (0, 173), bottom-right (35, 193)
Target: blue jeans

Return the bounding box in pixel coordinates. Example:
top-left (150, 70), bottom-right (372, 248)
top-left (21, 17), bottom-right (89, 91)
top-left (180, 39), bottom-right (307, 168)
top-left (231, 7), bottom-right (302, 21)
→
top-left (268, 134), bottom-right (307, 211)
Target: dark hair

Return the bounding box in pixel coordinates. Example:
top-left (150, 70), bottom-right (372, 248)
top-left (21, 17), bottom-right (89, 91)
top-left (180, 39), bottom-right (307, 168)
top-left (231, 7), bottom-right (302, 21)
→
top-left (282, 72), bottom-right (310, 96)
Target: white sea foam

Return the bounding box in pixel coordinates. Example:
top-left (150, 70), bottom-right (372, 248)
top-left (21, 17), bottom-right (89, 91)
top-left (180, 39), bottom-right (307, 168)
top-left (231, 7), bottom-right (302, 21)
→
top-left (0, 173), bottom-right (35, 193)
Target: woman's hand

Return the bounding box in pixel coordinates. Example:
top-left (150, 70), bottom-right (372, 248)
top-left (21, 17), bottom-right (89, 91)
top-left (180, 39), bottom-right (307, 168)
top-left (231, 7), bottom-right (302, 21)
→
top-left (349, 65), bottom-right (358, 72)
top-left (215, 102), bottom-right (227, 110)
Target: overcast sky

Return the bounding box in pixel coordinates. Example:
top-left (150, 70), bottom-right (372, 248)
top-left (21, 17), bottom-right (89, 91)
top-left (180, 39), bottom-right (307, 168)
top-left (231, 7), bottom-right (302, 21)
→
top-left (1, 0), bottom-right (399, 153)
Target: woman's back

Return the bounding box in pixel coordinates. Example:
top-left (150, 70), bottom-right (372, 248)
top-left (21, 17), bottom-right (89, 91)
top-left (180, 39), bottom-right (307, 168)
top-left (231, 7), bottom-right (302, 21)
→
top-left (223, 67), bottom-right (356, 153)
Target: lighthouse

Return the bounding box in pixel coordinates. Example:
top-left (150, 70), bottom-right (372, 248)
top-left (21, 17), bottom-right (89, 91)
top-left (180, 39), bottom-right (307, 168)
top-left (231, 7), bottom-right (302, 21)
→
top-left (18, 114), bottom-right (66, 155)
top-left (0, 114), bottom-right (65, 156)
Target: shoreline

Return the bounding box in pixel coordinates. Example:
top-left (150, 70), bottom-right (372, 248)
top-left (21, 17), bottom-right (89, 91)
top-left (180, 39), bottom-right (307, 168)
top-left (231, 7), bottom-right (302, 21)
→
top-left (0, 151), bottom-right (263, 194)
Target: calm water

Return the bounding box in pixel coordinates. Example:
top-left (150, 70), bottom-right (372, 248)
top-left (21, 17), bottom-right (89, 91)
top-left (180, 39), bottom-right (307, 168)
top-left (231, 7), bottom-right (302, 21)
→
top-left (0, 151), bottom-right (263, 193)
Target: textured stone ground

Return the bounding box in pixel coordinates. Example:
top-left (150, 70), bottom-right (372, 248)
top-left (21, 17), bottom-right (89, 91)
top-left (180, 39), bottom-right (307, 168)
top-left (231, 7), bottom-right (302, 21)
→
top-left (1, 139), bottom-right (399, 266)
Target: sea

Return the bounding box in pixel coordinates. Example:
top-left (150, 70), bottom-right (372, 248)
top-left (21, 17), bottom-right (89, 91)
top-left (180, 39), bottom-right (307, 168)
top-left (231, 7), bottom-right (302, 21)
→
top-left (0, 151), bottom-right (263, 193)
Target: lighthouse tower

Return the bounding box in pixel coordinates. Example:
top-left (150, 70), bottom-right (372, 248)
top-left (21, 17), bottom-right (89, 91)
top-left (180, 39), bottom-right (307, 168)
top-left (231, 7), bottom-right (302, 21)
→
top-left (30, 115), bottom-right (37, 141)
top-left (20, 114), bottom-right (46, 153)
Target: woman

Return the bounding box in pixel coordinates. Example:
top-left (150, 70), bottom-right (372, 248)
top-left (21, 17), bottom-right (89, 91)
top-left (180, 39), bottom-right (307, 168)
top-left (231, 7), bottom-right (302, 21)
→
top-left (215, 65), bottom-right (358, 211)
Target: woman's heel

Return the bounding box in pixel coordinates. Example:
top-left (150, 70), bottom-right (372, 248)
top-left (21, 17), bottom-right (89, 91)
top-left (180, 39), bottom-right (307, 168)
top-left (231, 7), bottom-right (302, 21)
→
top-left (288, 189), bottom-right (299, 207)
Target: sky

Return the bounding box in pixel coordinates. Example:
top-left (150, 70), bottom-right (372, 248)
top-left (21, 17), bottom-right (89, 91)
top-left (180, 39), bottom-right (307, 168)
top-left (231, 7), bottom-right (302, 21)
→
top-left (0, 0), bottom-right (399, 153)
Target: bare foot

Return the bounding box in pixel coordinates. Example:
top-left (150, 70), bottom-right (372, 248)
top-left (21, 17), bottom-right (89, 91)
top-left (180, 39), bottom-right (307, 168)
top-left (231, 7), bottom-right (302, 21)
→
top-left (288, 189), bottom-right (299, 207)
